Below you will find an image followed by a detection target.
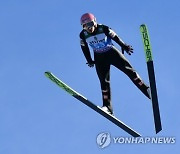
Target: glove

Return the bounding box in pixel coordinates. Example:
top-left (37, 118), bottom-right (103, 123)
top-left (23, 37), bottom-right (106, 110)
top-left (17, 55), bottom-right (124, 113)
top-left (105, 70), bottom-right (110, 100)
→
top-left (121, 44), bottom-right (134, 55)
top-left (86, 60), bottom-right (95, 68)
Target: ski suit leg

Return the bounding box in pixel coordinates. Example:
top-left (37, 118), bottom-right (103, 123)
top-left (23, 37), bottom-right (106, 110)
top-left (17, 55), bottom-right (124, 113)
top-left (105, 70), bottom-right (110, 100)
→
top-left (94, 53), bottom-right (113, 113)
top-left (110, 47), bottom-right (151, 99)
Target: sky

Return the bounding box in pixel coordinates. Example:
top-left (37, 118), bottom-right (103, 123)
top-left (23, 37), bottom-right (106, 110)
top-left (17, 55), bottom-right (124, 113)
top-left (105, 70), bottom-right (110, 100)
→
top-left (0, 0), bottom-right (179, 153)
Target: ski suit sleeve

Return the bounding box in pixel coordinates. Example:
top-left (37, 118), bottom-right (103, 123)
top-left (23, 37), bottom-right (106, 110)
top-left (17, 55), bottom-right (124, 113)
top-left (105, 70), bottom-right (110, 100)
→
top-left (103, 25), bottom-right (127, 49)
top-left (79, 32), bottom-right (93, 64)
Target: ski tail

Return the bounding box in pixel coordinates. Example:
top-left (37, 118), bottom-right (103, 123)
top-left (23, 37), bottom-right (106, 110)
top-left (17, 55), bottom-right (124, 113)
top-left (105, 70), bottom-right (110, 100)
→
top-left (140, 24), bottom-right (162, 133)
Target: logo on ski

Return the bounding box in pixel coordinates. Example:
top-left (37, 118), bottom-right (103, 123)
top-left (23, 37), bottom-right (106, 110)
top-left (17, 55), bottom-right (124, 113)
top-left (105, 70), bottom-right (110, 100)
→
top-left (140, 25), bottom-right (153, 62)
top-left (45, 72), bottom-right (77, 96)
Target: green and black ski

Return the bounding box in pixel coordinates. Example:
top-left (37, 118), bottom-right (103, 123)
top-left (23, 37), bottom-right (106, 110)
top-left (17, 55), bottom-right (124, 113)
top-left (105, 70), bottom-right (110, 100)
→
top-left (140, 24), bottom-right (162, 133)
top-left (45, 71), bottom-right (141, 137)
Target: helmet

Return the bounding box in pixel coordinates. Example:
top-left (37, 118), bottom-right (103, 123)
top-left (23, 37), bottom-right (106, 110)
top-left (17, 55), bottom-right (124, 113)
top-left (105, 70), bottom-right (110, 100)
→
top-left (80, 13), bottom-right (96, 25)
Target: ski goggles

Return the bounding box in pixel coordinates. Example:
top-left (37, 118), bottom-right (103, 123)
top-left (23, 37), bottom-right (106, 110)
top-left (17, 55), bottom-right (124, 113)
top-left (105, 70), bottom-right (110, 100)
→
top-left (83, 21), bottom-right (95, 30)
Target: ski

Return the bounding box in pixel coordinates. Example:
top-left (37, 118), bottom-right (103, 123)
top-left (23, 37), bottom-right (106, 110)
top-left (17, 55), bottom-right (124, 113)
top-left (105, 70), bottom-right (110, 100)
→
top-left (45, 71), bottom-right (141, 137)
top-left (140, 24), bottom-right (162, 133)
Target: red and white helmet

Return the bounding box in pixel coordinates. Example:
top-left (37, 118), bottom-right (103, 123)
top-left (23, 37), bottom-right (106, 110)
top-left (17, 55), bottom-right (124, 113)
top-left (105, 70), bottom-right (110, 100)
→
top-left (80, 13), bottom-right (96, 25)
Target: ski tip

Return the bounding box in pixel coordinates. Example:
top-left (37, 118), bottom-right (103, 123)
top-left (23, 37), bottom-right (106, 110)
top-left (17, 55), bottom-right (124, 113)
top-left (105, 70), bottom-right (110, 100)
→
top-left (140, 24), bottom-right (146, 27)
top-left (44, 71), bottom-right (52, 77)
top-left (45, 71), bottom-right (50, 74)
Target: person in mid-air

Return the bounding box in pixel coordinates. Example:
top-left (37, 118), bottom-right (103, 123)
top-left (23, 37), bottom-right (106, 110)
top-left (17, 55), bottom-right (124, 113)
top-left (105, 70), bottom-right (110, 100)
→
top-left (79, 13), bottom-right (150, 115)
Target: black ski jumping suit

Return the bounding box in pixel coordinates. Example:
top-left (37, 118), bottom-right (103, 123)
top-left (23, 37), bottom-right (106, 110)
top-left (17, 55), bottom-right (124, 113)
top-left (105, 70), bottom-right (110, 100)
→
top-left (79, 24), bottom-right (150, 114)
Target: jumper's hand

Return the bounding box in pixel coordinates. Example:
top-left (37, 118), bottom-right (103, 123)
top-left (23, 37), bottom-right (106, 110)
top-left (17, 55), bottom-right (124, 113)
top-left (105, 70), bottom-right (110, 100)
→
top-left (121, 44), bottom-right (134, 55)
top-left (86, 61), bottom-right (95, 68)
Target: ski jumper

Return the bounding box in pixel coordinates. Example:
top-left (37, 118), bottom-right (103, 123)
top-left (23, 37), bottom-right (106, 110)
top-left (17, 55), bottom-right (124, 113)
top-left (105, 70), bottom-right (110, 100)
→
top-left (80, 24), bottom-right (150, 113)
